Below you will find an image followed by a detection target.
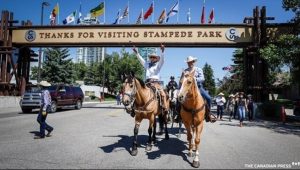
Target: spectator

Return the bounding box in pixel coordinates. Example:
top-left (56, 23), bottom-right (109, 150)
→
top-left (216, 92), bottom-right (226, 120)
top-left (226, 94), bottom-right (235, 121)
top-left (237, 92), bottom-right (248, 127)
top-left (247, 94), bottom-right (254, 121)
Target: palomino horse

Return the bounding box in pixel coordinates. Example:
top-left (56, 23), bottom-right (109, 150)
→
top-left (177, 70), bottom-right (206, 168)
top-left (122, 73), bottom-right (169, 156)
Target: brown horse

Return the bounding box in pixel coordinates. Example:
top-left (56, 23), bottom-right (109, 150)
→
top-left (122, 73), bottom-right (169, 156)
top-left (177, 70), bottom-right (206, 168)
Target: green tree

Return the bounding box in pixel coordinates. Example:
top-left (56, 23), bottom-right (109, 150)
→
top-left (84, 62), bottom-right (99, 85)
top-left (30, 66), bottom-right (38, 80)
top-left (282, 0), bottom-right (300, 23)
top-left (217, 49), bottom-right (244, 95)
top-left (260, 34), bottom-right (299, 87)
top-left (203, 63), bottom-right (216, 96)
top-left (41, 48), bottom-right (75, 84)
top-left (73, 62), bottom-right (87, 81)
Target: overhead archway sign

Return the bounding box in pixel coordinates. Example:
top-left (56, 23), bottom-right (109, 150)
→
top-left (12, 24), bottom-right (253, 47)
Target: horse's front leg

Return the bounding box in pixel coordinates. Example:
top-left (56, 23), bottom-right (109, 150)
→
top-left (131, 121), bottom-right (141, 156)
top-left (192, 121), bottom-right (204, 168)
top-left (146, 115), bottom-right (155, 151)
top-left (182, 120), bottom-right (193, 157)
top-left (163, 111), bottom-right (169, 140)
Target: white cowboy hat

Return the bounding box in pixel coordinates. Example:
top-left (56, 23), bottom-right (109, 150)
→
top-left (39, 81), bottom-right (51, 87)
top-left (148, 52), bottom-right (160, 59)
top-left (148, 48), bottom-right (160, 59)
top-left (218, 92), bottom-right (224, 96)
top-left (229, 94), bottom-right (234, 97)
top-left (185, 56), bottom-right (198, 63)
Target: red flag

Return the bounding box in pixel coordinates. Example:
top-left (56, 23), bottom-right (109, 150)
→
top-left (201, 6), bottom-right (205, 24)
top-left (208, 8), bottom-right (214, 23)
top-left (144, 3), bottom-right (153, 20)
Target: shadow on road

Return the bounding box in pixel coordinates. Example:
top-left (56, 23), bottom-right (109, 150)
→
top-left (29, 131), bottom-right (40, 137)
top-left (146, 136), bottom-right (191, 166)
top-left (99, 134), bottom-right (193, 166)
top-left (99, 135), bottom-right (149, 155)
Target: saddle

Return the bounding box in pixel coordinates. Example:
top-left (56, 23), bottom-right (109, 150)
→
top-left (146, 83), bottom-right (163, 110)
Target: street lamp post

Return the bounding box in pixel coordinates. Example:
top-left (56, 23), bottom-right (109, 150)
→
top-left (37, 2), bottom-right (50, 83)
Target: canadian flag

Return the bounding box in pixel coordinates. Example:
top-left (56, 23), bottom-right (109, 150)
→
top-left (208, 8), bottom-right (214, 24)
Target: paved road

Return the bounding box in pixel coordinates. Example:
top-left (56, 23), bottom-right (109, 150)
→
top-left (0, 102), bottom-right (299, 169)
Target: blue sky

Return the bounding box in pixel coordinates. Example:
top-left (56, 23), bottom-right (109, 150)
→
top-left (0, 0), bottom-right (294, 85)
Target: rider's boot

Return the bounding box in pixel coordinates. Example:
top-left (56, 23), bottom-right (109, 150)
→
top-left (205, 106), bottom-right (216, 123)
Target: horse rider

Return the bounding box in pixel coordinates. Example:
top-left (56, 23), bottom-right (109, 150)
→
top-left (180, 56), bottom-right (216, 123)
top-left (132, 44), bottom-right (168, 116)
top-left (167, 76), bottom-right (178, 93)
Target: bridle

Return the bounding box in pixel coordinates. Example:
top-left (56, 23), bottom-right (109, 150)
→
top-left (123, 77), bottom-right (137, 112)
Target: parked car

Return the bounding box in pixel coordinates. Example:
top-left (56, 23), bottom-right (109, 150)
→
top-left (294, 98), bottom-right (300, 116)
top-left (20, 84), bottom-right (84, 113)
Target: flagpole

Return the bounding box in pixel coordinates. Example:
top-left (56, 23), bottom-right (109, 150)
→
top-left (164, 8), bottom-right (166, 23)
top-left (118, 9), bottom-right (121, 24)
top-left (141, 8), bottom-right (143, 24)
top-left (104, 0), bottom-right (106, 24)
top-left (127, 0), bottom-right (130, 24)
top-left (152, 0), bottom-right (154, 24)
top-left (177, 0), bottom-right (179, 24)
top-left (189, 8), bottom-right (191, 24)
top-left (57, 3), bottom-right (60, 25)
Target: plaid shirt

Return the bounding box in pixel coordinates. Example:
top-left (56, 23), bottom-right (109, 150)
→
top-left (41, 90), bottom-right (51, 110)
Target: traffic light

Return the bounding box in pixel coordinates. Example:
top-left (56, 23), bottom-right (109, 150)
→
top-left (30, 50), bottom-right (38, 62)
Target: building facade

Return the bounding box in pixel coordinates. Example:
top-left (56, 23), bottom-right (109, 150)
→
top-left (76, 14), bottom-right (105, 65)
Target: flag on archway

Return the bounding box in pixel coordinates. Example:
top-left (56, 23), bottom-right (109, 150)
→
top-left (208, 8), bottom-right (215, 24)
top-left (63, 11), bottom-right (76, 25)
top-left (144, 2), bottom-right (153, 20)
top-left (90, 2), bottom-right (104, 18)
top-left (50, 3), bottom-right (59, 25)
top-left (166, 1), bottom-right (179, 22)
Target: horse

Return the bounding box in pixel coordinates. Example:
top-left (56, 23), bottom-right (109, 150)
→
top-left (177, 70), bottom-right (206, 168)
top-left (122, 73), bottom-right (169, 156)
top-left (168, 88), bottom-right (183, 137)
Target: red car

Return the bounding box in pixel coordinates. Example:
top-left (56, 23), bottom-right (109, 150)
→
top-left (20, 84), bottom-right (84, 113)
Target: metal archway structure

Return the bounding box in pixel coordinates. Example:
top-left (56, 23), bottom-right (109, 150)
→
top-left (0, 6), bottom-right (296, 102)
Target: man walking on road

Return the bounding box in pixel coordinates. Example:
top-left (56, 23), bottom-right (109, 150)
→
top-left (34, 81), bottom-right (54, 139)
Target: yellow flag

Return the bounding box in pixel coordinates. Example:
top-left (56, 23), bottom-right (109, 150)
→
top-left (90, 2), bottom-right (104, 17)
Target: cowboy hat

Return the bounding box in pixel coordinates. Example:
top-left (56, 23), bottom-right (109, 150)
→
top-left (39, 81), bottom-right (51, 87)
top-left (185, 56), bottom-right (198, 63)
top-left (229, 94), bottom-right (234, 97)
top-left (218, 92), bottom-right (224, 96)
top-left (148, 48), bottom-right (160, 59)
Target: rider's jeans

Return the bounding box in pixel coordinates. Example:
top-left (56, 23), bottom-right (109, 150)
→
top-left (198, 85), bottom-right (211, 110)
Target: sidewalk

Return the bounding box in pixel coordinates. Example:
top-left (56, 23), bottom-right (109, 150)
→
top-left (0, 100), bottom-right (123, 115)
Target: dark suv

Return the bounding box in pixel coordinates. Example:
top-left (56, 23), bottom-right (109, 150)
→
top-left (20, 84), bottom-right (84, 113)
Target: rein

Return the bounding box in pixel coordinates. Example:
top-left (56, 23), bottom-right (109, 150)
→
top-left (130, 78), bottom-right (157, 113)
top-left (181, 103), bottom-right (205, 115)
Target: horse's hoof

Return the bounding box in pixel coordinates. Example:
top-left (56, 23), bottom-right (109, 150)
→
top-left (192, 160), bottom-right (200, 168)
top-left (145, 144), bottom-right (152, 151)
top-left (131, 149), bottom-right (138, 156)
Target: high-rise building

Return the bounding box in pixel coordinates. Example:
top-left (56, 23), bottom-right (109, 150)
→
top-left (76, 14), bottom-right (105, 65)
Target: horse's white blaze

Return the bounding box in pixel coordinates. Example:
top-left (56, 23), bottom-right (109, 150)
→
top-left (178, 77), bottom-right (187, 98)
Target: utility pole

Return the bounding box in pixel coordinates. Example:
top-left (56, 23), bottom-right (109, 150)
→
top-left (38, 2), bottom-right (50, 83)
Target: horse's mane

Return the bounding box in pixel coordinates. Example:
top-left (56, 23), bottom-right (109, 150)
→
top-left (135, 77), bottom-right (146, 88)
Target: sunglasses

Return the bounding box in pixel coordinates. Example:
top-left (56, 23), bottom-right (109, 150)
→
top-left (149, 57), bottom-right (157, 59)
